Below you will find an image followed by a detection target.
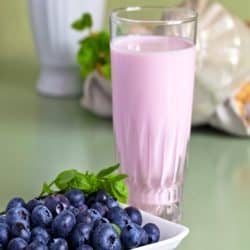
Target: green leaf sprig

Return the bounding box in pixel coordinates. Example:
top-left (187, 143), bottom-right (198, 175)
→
top-left (40, 164), bottom-right (128, 203)
top-left (72, 13), bottom-right (111, 80)
top-left (72, 13), bottom-right (93, 31)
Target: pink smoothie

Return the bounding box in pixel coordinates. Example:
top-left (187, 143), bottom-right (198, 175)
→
top-left (111, 36), bottom-right (196, 204)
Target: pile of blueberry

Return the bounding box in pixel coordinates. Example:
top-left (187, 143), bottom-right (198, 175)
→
top-left (0, 189), bottom-right (160, 250)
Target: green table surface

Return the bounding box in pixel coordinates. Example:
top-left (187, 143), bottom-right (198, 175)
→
top-left (1, 61), bottom-right (250, 250)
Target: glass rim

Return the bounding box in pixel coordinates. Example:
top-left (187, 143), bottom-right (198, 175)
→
top-left (110, 6), bottom-right (198, 26)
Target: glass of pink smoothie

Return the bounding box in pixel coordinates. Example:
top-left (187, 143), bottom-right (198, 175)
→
top-left (110, 7), bottom-right (198, 221)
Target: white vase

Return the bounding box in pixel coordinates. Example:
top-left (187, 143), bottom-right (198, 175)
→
top-left (29, 0), bottom-right (106, 97)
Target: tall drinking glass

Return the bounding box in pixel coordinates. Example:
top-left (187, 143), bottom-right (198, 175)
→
top-left (110, 7), bottom-right (197, 220)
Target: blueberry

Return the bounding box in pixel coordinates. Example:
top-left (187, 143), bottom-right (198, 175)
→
top-left (76, 244), bottom-right (93, 250)
top-left (86, 195), bottom-right (96, 207)
top-left (143, 223), bottom-right (160, 243)
top-left (87, 209), bottom-right (102, 222)
top-left (95, 190), bottom-right (108, 203)
top-left (106, 207), bottom-right (131, 229)
top-left (107, 207), bottom-right (125, 216)
top-left (140, 228), bottom-right (149, 246)
top-left (0, 215), bottom-right (6, 224)
top-left (31, 235), bottom-right (47, 245)
top-left (27, 199), bottom-right (43, 212)
top-left (125, 206), bottom-right (142, 225)
top-left (70, 223), bottom-right (92, 247)
top-left (10, 220), bottom-right (31, 242)
top-left (6, 198), bottom-right (26, 211)
top-left (44, 195), bottom-right (70, 215)
top-left (49, 238), bottom-right (68, 250)
top-left (121, 223), bottom-right (144, 249)
top-left (7, 237), bottom-right (28, 250)
top-left (26, 241), bottom-right (48, 250)
top-left (78, 204), bottom-right (88, 214)
top-left (0, 223), bottom-right (9, 247)
top-left (51, 210), bottom-right (76, 238)
top-left (65, 189), bottom-right (85, 208)
top-left (69, 204), bottom-right (87, 217)
top-left (105, 197), bottom-right (119, 209)
top-left (76, 212), bottom-right (93, 227)
top-left (31, 205), bottom-right (53, 227)
top-left (94, 217), bottom-right (110, 228)
top-left (6, 207), bottom-right (30, 226)
top-left (68, 206), bottom-right (79, 216)
top-left (31, 227), bottom-right (50, 244)
top-left (91, 202), bottom-right (108, 217)
top-left (91, 223), bottom-right (121, 250)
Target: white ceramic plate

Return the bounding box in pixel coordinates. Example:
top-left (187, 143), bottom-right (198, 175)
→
top-left (122, 206), bottom-right (189, 250)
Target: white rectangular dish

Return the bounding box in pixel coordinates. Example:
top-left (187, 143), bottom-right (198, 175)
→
top-left (132, 208), bottom-right (189, 250)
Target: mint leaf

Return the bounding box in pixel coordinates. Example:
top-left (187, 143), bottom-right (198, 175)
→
top-left (54, 169), bottom-right (77, 190)
top-left (79, 64), bottom-right (94, 79)
top-left (78, 37), bottom-right (98, 63)
top-left (72, 14), bottom-right (111, 80)
top-left (97, 163), bottom-right (120, 178)
top-left (104, 178), bottom-right (128, 204)
top-left (75, 174), bottom-right (92, 191)
top-left (40, 182), bottom-right (54, 196)
top-left (113, 181), bottom-right (128, 203)
top-left (97, 32), bottom-right (110, 51)
top-left (100, 63), bottom-right (111, 80)
top-left (72, 13), bottom-right (92, 31)
top-left (40, 164), bottom-right (128, 203)
top-left (75, 173), bottom-right (99, 193)
top-left (72, 19), bottom-right (85, 30)
top-left (77, 37), bottom-right (98, 78)
top-left (81, 13), bottom-right (93, 29)
top-left (109, 174), bottom-right (128, 182)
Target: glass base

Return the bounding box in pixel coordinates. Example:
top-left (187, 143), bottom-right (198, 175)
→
top-left (130, 202), bottom-right (181, 223)
top-left (153, 203), bottom-right (181, 222)
top-left (128, 183), bottom-right (183, 222)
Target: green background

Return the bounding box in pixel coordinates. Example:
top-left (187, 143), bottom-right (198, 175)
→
top-left (0, 0), bottom-right (249, 63)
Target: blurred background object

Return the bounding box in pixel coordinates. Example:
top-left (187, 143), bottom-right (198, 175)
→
top-left (0, 0), bottom-right (249, 135)
top-left (184, 0), bottom-right (250, 136)
top-left (75, 0), bottom-right (250, 136)
top-left (28, 0), bottom-right (106, 97)
top-left (0, 0), bottom-right (249, 62)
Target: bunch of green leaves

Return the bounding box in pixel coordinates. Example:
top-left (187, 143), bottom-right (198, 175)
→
top-left (40, 164), bottom-right (128, 203)
top-left (72, 13), bottom-right (111, 80)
